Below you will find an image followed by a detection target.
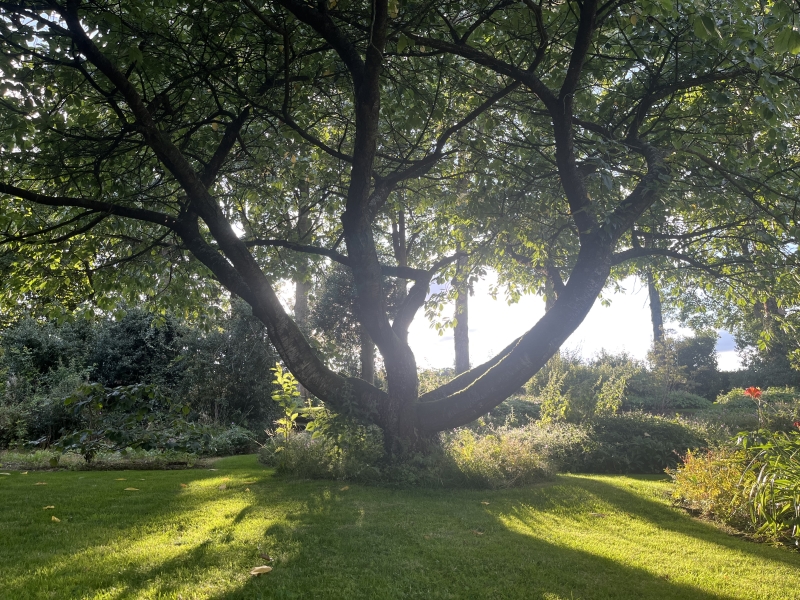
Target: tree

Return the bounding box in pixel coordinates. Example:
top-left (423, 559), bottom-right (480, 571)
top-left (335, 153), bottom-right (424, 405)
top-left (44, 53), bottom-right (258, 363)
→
top-left (2, 1), bottom-right (799, 454)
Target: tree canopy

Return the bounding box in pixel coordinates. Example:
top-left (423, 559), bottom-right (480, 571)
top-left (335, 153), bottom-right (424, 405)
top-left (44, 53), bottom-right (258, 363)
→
top-left (2, 0), bottom-right (799, 452)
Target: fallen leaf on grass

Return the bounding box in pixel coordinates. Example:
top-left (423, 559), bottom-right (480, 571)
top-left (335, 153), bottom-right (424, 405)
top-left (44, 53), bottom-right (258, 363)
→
top-left (258, 553), bottom-right (272, 562)
top-left (245, 488), bottom-right (250, 492)
top-left (180, 483), bottom-right (188, 488)
top-left (20, 471), bottom-right (28, 475)
top-left (115, 478), bottom-right (126, 481)
top-left (218, 484), bottom-right (227, 491)
top-left (0, 473), bottom-right (10, 476)
top-left (124, 487), bottom-right (139, 491)
top-left (472, 530), bottom-right (484, 536)
top-left (51, 516), bottom-right (60, 522)
top-left (480, 501), bottom-right (490, 505)
top-left (34, 482), bottom-right (47, 485)
top-left (250, 566), bottom-right (272, 576)
top-left (43, 506), bottom-right (55, 510)
top-left (339, 486), bottom-right (349, 491)
top-left (208, 468), bottom-right (218, 471)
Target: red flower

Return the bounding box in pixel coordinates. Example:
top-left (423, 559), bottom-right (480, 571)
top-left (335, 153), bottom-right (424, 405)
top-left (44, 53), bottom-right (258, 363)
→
top-left (744, 386), bottom-right (762, 399)
top-left (793, 421), bottom-right (800, 429)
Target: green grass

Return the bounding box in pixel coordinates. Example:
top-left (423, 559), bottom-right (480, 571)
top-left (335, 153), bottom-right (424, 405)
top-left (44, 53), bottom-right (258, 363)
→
top-left (1, 455), bottom-right (798, 600)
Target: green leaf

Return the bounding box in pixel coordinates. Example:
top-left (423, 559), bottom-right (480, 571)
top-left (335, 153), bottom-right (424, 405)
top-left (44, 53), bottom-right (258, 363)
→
top-left (397, 33), bottom-right (411, 54)
top-left (774, 28), bottom-right (800, 54)
top-left (693, 15), bottom-right (720, 40)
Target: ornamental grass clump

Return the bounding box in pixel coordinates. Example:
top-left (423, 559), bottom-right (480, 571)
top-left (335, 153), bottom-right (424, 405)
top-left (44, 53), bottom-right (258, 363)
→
top-left (741, 424), bottom-right (800, 546)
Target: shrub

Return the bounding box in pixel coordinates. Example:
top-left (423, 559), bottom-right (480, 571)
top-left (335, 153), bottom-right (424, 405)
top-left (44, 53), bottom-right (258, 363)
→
top-left (484, 397), bottom-right (541, 427)
top-left (669, 447), bottom-right (753, 529)
top-left (536, 352), bottom-right (637, 424)
top-left (761, 387), bottom-right (800, 404)
top-left (680, 406), bottom-right (760, 445)
top-left (715, 388), bottom-right (756, 408)
top-left (206, 425), bottom-right (257, 455)
top-left (259, 432), bottom-right (332, 479)
top-left (625, 390), bottom-right (712, 412)
top-left (259, 417), bottom-right (385, 482)
top-left (442, 426), bottom-right (555, 488)
top-left (54, 383), bottom-right (222, 461)
top-left (580, 412), bottom-right (706, 473)
top-left (0, 362), bottom-right (88, 448)
top-left (667, 390), bottom-right (714, 410)
top-left (713, 387), bottom-right (800, 433)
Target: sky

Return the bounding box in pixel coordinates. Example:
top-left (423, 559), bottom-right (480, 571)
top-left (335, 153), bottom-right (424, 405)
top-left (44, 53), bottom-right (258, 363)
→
top-left (407, 274), bottom-right (742, 372)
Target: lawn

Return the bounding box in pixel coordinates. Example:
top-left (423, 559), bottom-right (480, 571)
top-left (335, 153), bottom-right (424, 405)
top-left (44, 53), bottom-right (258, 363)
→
top-left (1, 455), bottom-right (798, 600)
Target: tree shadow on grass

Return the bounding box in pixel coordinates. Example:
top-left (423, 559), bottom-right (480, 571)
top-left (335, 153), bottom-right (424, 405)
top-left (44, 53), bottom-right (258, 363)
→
top-left (3, 468), bottom-right (799, 600)
top-left (0, 464), bottom-right (275, 598)
top-left (214, 484), bottom-right (772, 600)
top-left (550, 475), bottom-right (800, 569)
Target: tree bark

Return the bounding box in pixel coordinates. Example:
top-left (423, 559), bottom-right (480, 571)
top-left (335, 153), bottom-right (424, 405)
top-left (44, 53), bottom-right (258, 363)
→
top-left (294, 185), bottom-right (312, 399)
top-left (417, 239), bottom-right (613, 431)
top-left (360, 323), bottom-right (375, 385)
top-left (453, 251), bottom-right (470, 374)
top-left (391, 210), bottom-right (408, 304)
top-left (647, 270), bottom-right (664, 344)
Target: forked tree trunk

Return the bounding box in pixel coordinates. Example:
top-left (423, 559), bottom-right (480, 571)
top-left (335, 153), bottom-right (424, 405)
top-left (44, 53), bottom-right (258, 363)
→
top-left (39, 0), bottom-right (667, 458)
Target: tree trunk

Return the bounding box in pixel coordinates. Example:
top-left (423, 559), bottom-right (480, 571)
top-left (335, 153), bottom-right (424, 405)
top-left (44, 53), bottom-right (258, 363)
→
top-left (416, 240), bottom-right (614, 431)
top-left (647, 270), bottom-right (664, 344)
top-left (294, 184), bottom-right (312, 400)
top-left (453, 251), bottom-right (470, 374)
top-left (544, 277), bottom-right (557, 312)
top-left (359, 322), bottom-right (375, 385)
top-left (391, 210), bottom-right (408, 304)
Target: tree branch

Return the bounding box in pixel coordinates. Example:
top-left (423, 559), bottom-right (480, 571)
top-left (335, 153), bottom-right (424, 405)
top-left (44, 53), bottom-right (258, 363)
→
top-left (0, 183), bottom-right (178, 229)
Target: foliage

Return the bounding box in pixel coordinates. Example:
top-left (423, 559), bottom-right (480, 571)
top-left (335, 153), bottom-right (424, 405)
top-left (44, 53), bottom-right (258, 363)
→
top-left (669, 447), bottom-right (753, 529)
top-left (680, 406), bottom-right (761, 445)
top-left (53, 383), bottom-right (214, 462)
top-left (483, 396), bottom-right (541, 427)
top-left (0, 360), bottom-right (87, 448)
top-left (175, 300), bottom-right (282, 431)
top-left (263, 363), bottom-right (383, 479)
top-left (442, 427), bottom-right (553, 489)
top-left (626, 390), bottom-right (713, 411)
top-left (673, 333), bottom-right (725, 400)
top-left (715, 387), bottom-right (800, 432)
top-left (0, 306), bottom-right (282, 451)
top-left (4, 0), bottom-right (800, 449)
top-left (578, 412), bottom-right (706, 474)
top-left (740, 428), bottom-right (800, 545)
top-left (206, 425), bottom-right (258, 457)
top-left (534, 352), bottom-right (638, 424)
top-left (259, 423), bottom-right (385, 482)
top-left (673, 427), bottom-right (800, 547)
top-left (269, 364), bottom-right (307, 466)
top-left (0, 448), bottom-right (199, 471)
top-left (89, 309), bottom-right (182, 388)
